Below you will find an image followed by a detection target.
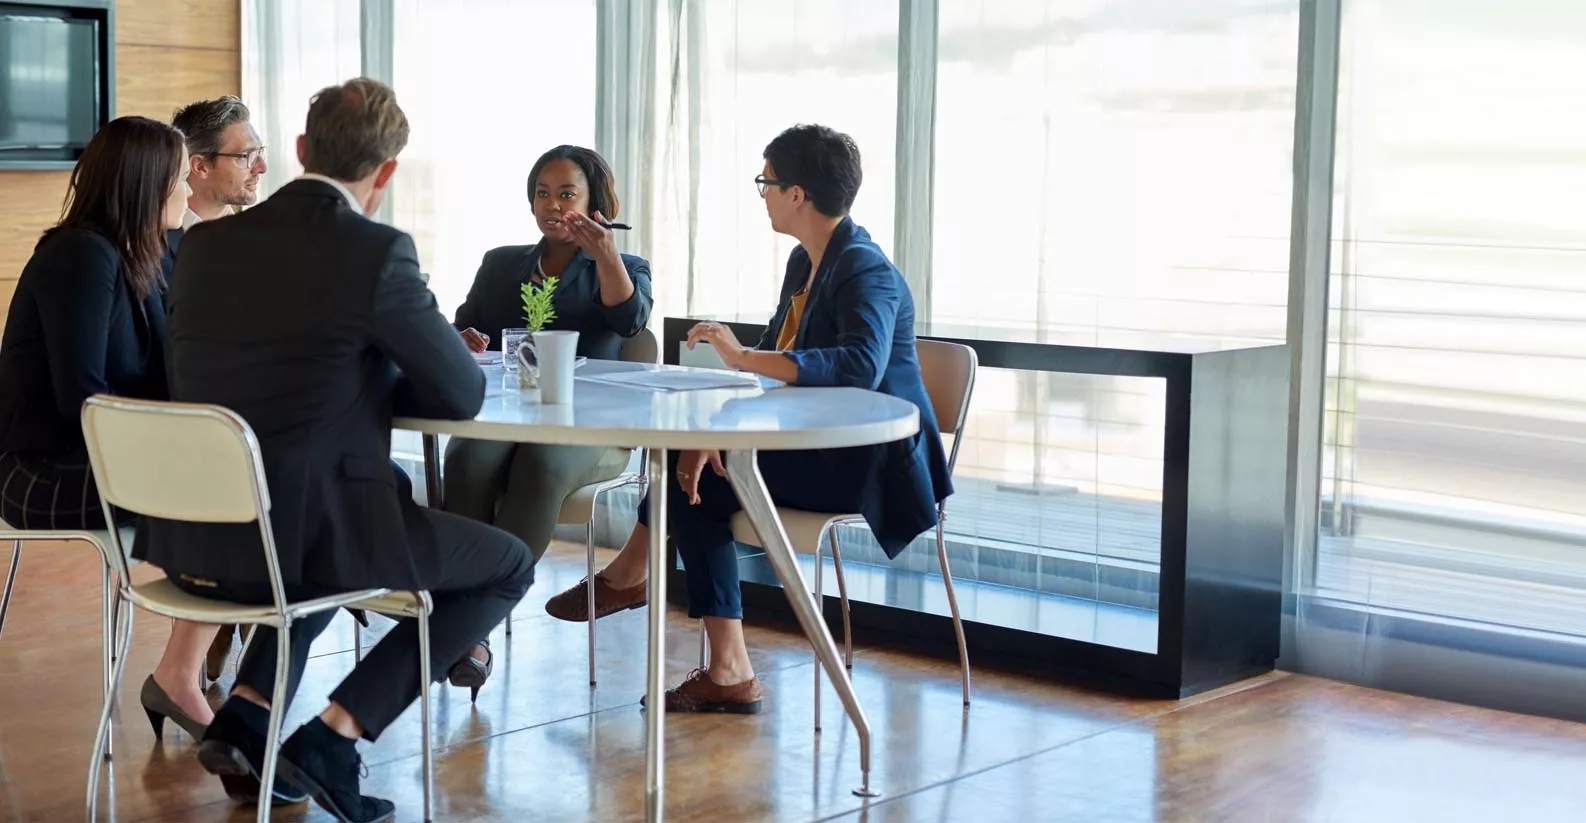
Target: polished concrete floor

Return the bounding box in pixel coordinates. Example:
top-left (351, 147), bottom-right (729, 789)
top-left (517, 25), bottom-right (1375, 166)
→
top-left (2, 540), bottom-right (1584, 822)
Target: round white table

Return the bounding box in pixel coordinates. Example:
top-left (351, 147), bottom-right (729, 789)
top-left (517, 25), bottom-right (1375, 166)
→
top-left (395, 360), bottom-right (920, 821)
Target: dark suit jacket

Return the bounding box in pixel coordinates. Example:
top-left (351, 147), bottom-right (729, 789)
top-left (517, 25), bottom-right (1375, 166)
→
top-left (0, 226), bottom-right (169, 456)
top-left (453, 244), bottom-right (652, 361)
top-left (139, 179), bottom-right (485, 591)
top-left (761, 217), bottom-right (953, 556)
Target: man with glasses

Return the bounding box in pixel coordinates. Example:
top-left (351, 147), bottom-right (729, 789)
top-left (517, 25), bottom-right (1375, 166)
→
top-left (172, 95), bottom-right (268, 228)
top-left (163, 98), bottom-right (269, 700)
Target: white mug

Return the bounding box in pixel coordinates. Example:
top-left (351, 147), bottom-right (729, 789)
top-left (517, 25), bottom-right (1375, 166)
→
top-left (527, 330), bottom-right (579, 403)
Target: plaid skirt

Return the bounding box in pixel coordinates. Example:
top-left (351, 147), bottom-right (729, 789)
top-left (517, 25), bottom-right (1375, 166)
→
top-left (0, 450), bottom-right (119, 531)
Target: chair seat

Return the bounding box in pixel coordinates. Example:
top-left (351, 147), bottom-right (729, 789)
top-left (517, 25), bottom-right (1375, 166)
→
top-left (556, 473), bottom-right (642, 525)
top-left (352, 590), bottom-right (432, 619)
top-left (730, 509), bottom-right (865, 555)
top-left (125, 577), bottom-right (399, 626)
top-left (0, 521), bottom-right (139, 565)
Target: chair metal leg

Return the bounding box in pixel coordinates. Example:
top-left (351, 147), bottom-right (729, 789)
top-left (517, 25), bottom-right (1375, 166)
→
top-left (586, 519), bottom-right (597, 687)
top-left (726, 449), bottom-right (878, 798)
top-left (813, 538), bottom-right (824, 732)
top-left (256, 624), bottom-right (291, 823)
top-left (86, 605), bottom-right (133, 819)
top-left (936, 518), bottom-right (971, 707)
top-left (829, 530), bottom-right (854, 670)
top-left (0, 540), bottom-right (20, 642)
top-left (353, 613), bottom-right (363, 662)
top-left (101, 564), bottom-right (114, 700)
top-left (417, 605), bottom-right (434, 822)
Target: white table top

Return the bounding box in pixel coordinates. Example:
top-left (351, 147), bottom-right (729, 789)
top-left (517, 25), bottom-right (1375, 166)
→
top-left (393, 360), bottom-right (920, 451)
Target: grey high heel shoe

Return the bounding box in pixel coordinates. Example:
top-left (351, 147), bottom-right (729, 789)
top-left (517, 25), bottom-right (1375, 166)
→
top-left (140, 675), bottom-right (210, 742)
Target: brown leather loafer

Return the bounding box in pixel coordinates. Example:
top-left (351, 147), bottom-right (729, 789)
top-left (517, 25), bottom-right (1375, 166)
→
top-left (651, 668), bottom-right (764, 714)
top-left (544, 575), bottom-right (647, 622)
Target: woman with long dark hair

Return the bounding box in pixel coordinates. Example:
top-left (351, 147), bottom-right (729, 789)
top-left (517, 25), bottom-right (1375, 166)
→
top-left (0, 115), bottom-right (224, 745)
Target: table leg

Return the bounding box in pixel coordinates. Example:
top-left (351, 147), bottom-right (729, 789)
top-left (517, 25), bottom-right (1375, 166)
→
top-left (724, 449), bottom-right (880, 798)
top-left (645, 448), bottom-right (669, 822)
top-left (422, 434), bottom-right (443, 509)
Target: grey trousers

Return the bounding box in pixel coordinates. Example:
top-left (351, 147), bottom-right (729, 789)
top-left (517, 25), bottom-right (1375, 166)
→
top-left (442, 439), bottom-right (632, 560)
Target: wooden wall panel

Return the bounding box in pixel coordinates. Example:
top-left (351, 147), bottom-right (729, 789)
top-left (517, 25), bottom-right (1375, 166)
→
top-left (116, 45), bottom-right (242, 120)
top-left (0, 0), bottom-right (239, 333)
top-left (0, 172), bottom-right (71, 283)
top-left (115, 0), bottom-right (241, 51)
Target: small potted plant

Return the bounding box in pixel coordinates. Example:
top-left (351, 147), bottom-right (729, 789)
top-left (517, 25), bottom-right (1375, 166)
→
top-left (516, 276), bottom-right (558, 388)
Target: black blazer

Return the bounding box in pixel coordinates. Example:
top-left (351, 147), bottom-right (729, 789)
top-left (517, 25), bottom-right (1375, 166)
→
top-left (453, 244), bottom-right (652, 361)
top-left (139, 179), bottom-right (485, 592)
top-left (760, 217), bottom-right (953, 556)
top-left (0, 226), bottom-right (169, 456)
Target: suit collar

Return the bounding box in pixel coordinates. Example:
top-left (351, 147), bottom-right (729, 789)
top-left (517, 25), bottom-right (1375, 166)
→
top-left (523, 243), bottom-right (590, 282)
top-left (791, 215), bottom-right (856, 349)
top-left (286, 175), bottom-right (365, 214)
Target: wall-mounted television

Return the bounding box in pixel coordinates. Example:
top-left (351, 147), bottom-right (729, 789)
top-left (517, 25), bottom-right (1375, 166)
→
top-left (0, 0), bottom-right (113, 170)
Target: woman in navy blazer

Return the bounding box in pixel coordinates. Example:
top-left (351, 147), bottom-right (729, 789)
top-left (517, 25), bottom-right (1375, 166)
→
top-left (0, 117), bottom-right (223, 739)
top-left (544, 125), bottom-right (952, 713)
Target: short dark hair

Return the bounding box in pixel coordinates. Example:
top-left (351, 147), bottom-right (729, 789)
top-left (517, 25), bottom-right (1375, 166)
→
top-left (302, 77), bottom-right (410, 181)
top-left (170, 95), bottom-right (251, 156)
top-left (53, 116), bottom-right (185, 301)
top-left (526, 145), bottom-right (620, 219)
top-left (762, 124), bottom-right (862, 217)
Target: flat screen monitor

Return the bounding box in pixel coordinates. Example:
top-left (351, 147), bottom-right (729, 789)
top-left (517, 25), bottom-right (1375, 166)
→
top-left (0, 11), bottom-right (100, 153)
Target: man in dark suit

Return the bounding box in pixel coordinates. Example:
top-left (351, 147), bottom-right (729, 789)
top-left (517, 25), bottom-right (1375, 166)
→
top-left (139, 78), bottom-right (533, 823)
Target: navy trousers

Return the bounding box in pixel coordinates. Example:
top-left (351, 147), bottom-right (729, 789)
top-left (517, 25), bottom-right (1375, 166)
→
top-left (636, 450), bottom-right (863, 620)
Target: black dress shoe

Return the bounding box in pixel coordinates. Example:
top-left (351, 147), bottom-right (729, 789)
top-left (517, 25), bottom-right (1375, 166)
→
top-left (276, 719), bottom-right (395, 823)
top-left (195, 698), bottom-right (310, 805)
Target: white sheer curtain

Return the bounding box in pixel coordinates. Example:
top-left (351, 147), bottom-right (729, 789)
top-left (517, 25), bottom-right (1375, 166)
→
top-left (646, 0), bottom-right (900, 322)
top-left (239, 0), bottom-right (363, 200)
top-left (388, 0), bottom-right (598, 317)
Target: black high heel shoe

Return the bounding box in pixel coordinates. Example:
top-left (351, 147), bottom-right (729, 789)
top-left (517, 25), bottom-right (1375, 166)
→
top-left (446, 640), bottom-right (493, 703)
top-left (140, 675), bottom-right (209, 742)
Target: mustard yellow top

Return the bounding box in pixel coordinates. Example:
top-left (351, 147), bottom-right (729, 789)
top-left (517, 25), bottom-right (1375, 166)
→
top-left (775, 290), bottom-right (809, 352)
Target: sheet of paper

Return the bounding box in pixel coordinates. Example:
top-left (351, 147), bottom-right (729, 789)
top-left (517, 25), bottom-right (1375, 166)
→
top-left (577, 369), bottom-right (761, 392)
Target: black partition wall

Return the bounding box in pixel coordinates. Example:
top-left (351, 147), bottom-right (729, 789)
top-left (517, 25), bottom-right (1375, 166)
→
top-left (662, 315), bottom-right (1289, 698)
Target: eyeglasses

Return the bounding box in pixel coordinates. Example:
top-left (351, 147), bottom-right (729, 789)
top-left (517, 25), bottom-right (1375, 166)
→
top-left (754, 174), bottom-right (786, 197)
top-left (210, 147), bottom-right (267, 168)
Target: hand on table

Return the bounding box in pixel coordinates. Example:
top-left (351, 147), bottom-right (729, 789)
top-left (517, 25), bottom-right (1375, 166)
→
top-left (460, 327), bottom-right (491, 354)
top-left (686, 321), bottom-right (748, 369)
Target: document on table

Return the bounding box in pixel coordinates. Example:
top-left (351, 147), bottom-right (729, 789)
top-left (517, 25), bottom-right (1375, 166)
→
top-left (577, 369), bottom-right (763, 392)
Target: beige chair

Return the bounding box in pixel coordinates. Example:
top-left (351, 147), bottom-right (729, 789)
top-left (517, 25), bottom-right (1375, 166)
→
top-left (0, 520), bottom-right (130, 710)
top-left (728, 340), bottom-right (978, 724)
top-left (516, 328), bottom-right (658, 688)
top-left (79, 396), bottom-right (437, 823)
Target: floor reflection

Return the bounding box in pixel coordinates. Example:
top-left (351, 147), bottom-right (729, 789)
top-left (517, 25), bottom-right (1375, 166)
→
top-left (2, 542), bottom-right (1583, 822)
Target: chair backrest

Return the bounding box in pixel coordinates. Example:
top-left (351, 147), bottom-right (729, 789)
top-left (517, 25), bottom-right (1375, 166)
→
top-left (620, 327), bottom-right (660, 365)
top-left (915, 340), bottom-right (978, 474)
top-left (82, 396), bottom-right (270, 524)
top-left (80, 395), bottom-right (284, 593)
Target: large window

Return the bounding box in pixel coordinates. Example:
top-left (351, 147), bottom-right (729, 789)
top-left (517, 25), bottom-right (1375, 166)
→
top-left (931, 0), bottom-right (1299, 342)
top-left (650, 0), bottom-right (898, 321)
top-left (1318, 0), bottom-right (1586, 636)
top-left (241, 0), bottom-right (362, 197)
top-left (929, 1), bottom-right (1300, 588)
top-left (390, 0), bottom-right (597, 319)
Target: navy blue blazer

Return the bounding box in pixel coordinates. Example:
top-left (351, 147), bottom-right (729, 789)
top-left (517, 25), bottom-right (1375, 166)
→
top-left (761, 218), bottom-right (952, 557)
top-left (0, 226), bottom-right (170, 456)
top-left (453, 244), bottom-right (652, 361)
